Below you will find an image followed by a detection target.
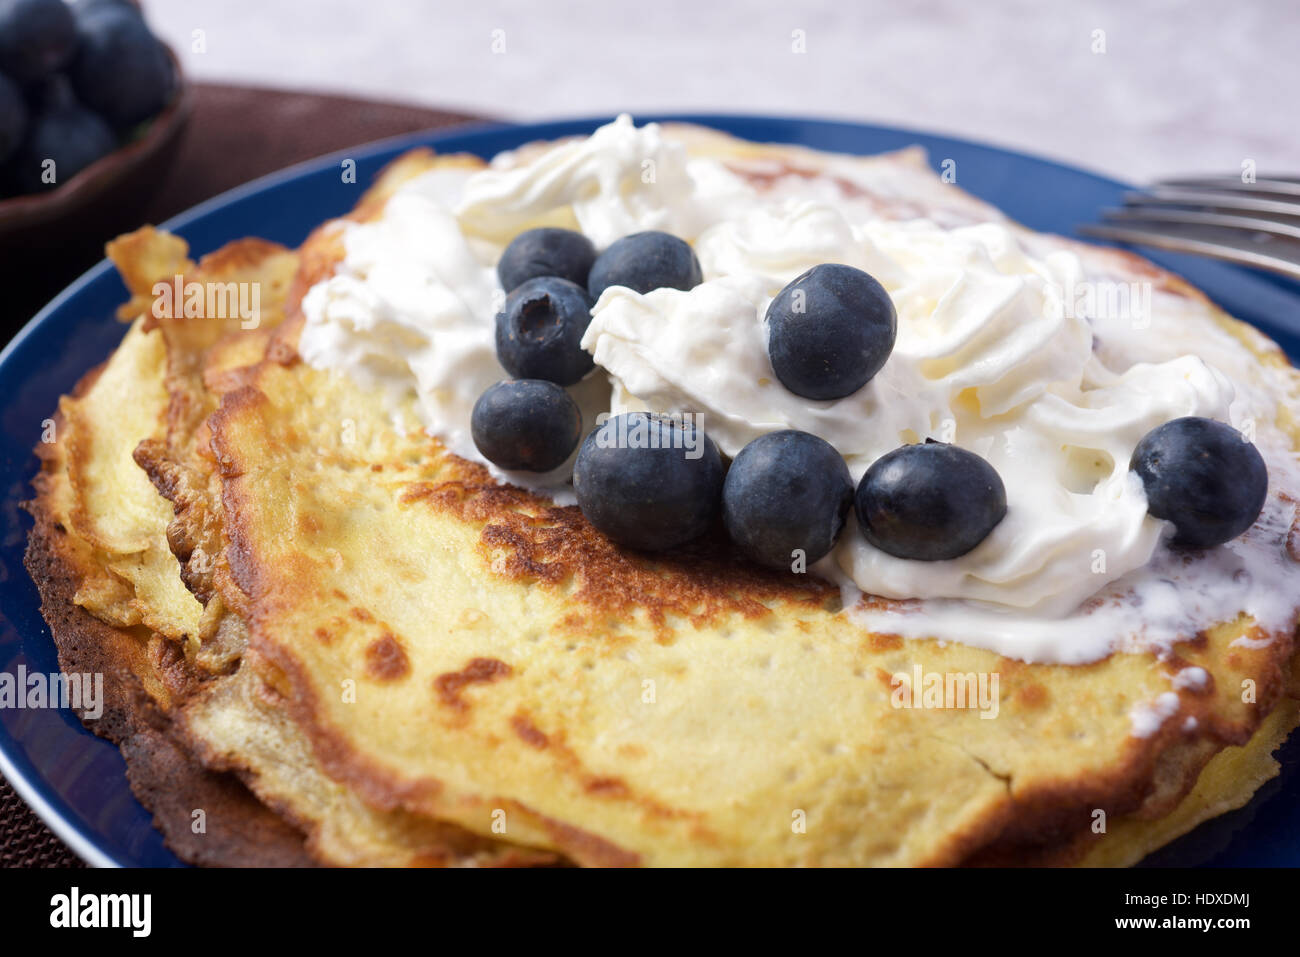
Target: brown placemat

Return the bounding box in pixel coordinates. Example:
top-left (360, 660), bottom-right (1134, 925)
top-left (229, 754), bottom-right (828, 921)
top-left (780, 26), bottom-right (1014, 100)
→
top-left (0, 780), bottom-right (81, 868)
top-left (1, 85), bottom-right (487, 867)
top-left (136, 84), bottom-right (486, 225)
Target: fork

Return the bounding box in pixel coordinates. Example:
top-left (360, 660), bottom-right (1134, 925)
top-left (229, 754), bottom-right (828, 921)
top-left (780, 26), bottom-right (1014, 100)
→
top-left (1078, 177), bottom-right (1300, 280)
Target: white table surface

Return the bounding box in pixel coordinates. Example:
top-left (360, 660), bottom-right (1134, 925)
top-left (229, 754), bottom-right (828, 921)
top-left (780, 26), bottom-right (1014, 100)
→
top-left (145, 0), bottom-right (1297, 182)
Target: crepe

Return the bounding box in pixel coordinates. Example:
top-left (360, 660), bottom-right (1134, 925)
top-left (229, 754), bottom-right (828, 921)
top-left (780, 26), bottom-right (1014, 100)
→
top-left (28, 227), bottom-right (556, 866)
top-left (24, 125), bottom-right (1300, 866)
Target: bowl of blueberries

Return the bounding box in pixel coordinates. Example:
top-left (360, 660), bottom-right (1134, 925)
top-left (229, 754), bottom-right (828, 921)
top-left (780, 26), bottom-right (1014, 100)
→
top-left (0, 0), bottom-right (189, 238)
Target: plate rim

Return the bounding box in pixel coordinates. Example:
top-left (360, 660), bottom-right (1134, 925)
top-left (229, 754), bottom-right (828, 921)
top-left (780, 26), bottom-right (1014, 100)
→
top-left (0, 739), bottom-right (118, 868)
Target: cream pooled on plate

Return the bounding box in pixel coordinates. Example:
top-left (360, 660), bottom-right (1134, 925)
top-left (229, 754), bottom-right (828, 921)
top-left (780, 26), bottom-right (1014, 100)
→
top-left (299, 115), bottom-right (1300, 664)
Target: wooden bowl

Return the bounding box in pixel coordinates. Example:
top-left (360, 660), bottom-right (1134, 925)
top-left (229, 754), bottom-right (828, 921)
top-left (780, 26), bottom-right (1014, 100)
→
top-left (0, 43), bottom-right (191, 246)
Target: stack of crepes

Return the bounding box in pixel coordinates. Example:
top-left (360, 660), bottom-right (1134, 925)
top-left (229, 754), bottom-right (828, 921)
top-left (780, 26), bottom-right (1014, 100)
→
top-left (25, 125), bottom-right (1300, 866)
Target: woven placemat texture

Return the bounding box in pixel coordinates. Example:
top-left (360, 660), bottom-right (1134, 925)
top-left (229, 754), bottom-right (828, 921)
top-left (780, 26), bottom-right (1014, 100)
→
top-left (0, 779), bottom-right (82, 868)
top-left (1, 87), bottom-right (485, 866)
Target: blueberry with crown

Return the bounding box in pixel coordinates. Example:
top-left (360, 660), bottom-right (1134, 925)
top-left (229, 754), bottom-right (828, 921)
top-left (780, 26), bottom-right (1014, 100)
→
top-left (1130, 416), bottom-right (1268, 548)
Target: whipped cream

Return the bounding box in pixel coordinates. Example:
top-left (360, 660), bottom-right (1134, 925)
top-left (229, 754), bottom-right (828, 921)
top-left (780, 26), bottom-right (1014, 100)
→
top-left (456, 114), bottom-right (752, 249)
top-left (297, 167), bottom-right (610, 500)
top-left (299, 115), bottom-right (1300, 664)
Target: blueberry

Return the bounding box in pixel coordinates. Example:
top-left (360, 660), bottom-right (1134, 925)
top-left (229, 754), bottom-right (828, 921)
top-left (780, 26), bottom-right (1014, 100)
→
top-left (495, 276), bottom-right (594, 386)
top-left (25, 70), bottom-right (79, 111)
top-left (70, 6), bottom-right (173, 127)
top-left (1130, 416), bottom-right (1268, 548)
top-left (70, 0), bottom-right (141, 19)
top-left (9, 92), bottom-right (115, 193)
top-left (497, 227), bottom-right (597, 292)
top-left (0, 0), bottom-right (77, 83)
top-left (765, 263), bottom-right (897, 401)
top-left (0, 72), bottom-right (26, 163)
top-left (855, 441), bottom-right (1006, 561)
top-left (471, 379), bottom-right (583, 473)
top-left (722, 430), bottom-right (854, 570)
top-left (573, 412), bottom-right (724, 551)
top-left (587, 231), bottom-right (703, 299)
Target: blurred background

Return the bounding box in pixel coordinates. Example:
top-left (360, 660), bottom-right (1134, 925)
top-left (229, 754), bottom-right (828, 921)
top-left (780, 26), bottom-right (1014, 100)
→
top-left (2, 0), bottom-right (1297, 336)
top-left (145, 0), bottom-right (1297, 180)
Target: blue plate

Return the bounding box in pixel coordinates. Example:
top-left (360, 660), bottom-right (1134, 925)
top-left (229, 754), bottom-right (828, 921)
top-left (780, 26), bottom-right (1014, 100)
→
top-left (1, 115), bottom-right (1297, 868)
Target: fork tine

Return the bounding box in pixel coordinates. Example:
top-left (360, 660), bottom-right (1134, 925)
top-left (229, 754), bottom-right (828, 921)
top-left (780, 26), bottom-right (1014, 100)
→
top-left (1076, 223), bottom-right (1300, 281)
top-left (1123, 188), bottom-right (1300, 218)
top-left (1100, 206), bottom-right (1300, 241)
top-left (1154, 176), bottom-right (1300, 197)
top-left (1084, 172), bottom-right (1300, 280)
